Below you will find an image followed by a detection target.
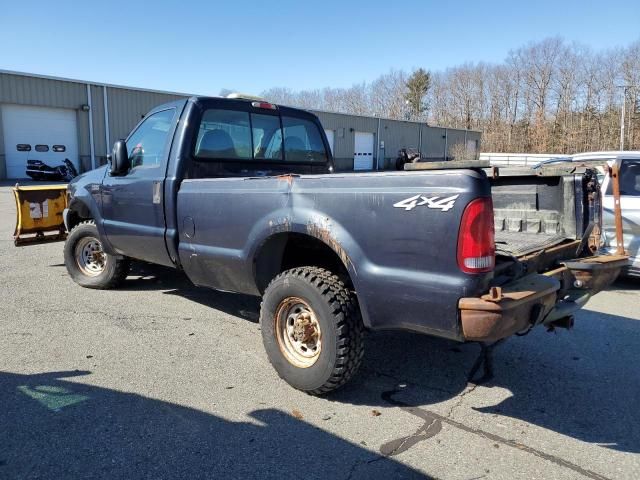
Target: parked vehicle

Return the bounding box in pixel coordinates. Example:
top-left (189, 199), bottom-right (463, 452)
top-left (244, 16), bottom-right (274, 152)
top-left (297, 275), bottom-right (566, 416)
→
top-left (575, 153), bottom-right (640, 277)
top-left (601, 156), bottom-right (640, 276)
top-left (536, 152), bottom-right (640, 277)
top-left (395, 148), bottom-right (422, 170)
top-left (60, 97), bottom-right (627, 394)
top-left (26, 158), bottom-right (78, 182)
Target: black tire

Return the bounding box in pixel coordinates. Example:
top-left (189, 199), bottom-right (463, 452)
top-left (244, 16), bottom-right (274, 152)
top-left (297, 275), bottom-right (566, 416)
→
top-left (260, 267), bottom-right (364, 395)
top-left (64, 220), bottom-right (129, 289)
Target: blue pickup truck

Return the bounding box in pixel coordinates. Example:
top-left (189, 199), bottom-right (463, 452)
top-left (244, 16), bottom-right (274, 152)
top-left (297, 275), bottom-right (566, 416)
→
top-left (63, 96), bottom-right (627, 394)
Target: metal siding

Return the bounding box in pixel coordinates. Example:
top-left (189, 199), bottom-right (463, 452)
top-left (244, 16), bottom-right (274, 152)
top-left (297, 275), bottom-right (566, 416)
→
top-left (313, 110), bottom-right (480, 168)
top-left (421, 126), bottom-right (447, 160)
top-left (77, 109), bottom-right (91, 171)
top-left (0, 73), bottom-right (86, 108)
top-left (446, 129), bottom-right (466, 158)
top-left (380, 119), bottom-right (420, 166)
top-left (90, 85), bottom-right (106, 163)
top-left (443, 129), bottom-right (481, 160)
top-left (0, 110), bottom-right (4, 178)
top-left (107, 88), bottom-right (185, 146)
top-left (313, 111), bottom-right (378, 171)
top-left (467, 131), bottom-right (482, 158)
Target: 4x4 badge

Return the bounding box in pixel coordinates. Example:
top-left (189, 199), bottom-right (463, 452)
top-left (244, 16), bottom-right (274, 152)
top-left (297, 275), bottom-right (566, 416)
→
top-left (393, 194), bottom-right (460, 212)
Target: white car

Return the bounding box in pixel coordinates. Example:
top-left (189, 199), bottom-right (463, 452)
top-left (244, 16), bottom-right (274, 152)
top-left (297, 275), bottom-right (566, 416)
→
top-left (599, 155), bottom-right (640, 277)
top-left (568, 152), bottom-right (640, 277)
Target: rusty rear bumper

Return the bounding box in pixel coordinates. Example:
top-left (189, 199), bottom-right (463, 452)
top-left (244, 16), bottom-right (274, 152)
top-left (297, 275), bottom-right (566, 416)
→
top-left (459, 254), bottom-right (629, 342)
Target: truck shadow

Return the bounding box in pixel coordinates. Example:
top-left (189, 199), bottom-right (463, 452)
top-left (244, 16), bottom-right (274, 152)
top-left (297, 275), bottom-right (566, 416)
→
top-left (117, 263), bottom-right (640, 454)
top-left (608, 275), bottom-right (640, 291)
top-left (0, 370), bottom-right (428, 479)
top-left (333, 308), bottom-right (640, 454)
top-left (121, 262), bottom-right (261, 322)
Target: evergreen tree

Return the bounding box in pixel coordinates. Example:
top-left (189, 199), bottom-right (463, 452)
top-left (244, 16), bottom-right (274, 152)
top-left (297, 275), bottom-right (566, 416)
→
top-left (405, 68), bottom-right (431, 119)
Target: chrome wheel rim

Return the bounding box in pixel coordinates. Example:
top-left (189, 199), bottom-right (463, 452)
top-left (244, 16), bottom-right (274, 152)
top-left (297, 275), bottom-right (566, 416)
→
top-left (275, 297), bottom-right (322, 368)
top-left (75, 237), bottom-right (106, 276)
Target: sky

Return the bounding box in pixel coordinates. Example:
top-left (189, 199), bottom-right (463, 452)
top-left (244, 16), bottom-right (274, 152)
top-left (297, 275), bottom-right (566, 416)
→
top-left (1, 0), bottom-right (639, 96)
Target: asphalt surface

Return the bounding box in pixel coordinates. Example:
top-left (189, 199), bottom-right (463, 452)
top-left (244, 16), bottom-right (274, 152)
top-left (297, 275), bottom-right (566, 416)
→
top-left (1, 183), bottom-right (639, 480)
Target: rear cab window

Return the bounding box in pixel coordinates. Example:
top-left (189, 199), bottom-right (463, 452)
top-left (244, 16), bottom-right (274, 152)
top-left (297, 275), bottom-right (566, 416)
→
top-left (195, 109), bottom-right (252, 160)
top-left (192, 102), bottom-right (328, 166)
top-left (252, 114), bottom-right (282, 160)
top-left (282, 116), bottom-right (328, 163)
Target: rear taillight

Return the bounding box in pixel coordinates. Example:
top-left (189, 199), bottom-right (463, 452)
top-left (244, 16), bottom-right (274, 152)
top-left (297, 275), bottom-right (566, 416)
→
top-left (457, 197), bottom-right (495, 274)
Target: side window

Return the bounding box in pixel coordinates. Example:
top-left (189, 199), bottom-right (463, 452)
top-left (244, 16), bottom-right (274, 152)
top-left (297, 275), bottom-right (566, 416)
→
top-left (126, 108), bottom-right (175, 169)
top-left (282, 116), bottom-right (328, 163)
top-left (619, 161), bottom-right (640, 196)
top-left (194, 109), bottom-right (252, 160)
top-left (606, 160), bottom-right (640, 196)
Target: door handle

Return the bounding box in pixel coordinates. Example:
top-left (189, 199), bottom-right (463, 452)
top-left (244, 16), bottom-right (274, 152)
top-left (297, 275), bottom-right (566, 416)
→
top-left (153, 181), bottom-right (162, 204)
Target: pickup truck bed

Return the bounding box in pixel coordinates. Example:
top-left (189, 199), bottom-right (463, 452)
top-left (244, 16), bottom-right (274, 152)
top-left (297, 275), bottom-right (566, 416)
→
top-left (495, 231), bottom-right (568, 256)
top-left (177, 169), bottom-right (490, 340)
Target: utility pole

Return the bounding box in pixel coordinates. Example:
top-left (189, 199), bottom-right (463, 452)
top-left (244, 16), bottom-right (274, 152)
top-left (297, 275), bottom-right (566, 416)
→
top-left (619, 85), bottom-right (639, 151)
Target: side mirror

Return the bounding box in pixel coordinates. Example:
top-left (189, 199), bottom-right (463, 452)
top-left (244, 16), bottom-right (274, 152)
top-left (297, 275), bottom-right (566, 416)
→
top-left (109, 140), bottom-right (130, 176)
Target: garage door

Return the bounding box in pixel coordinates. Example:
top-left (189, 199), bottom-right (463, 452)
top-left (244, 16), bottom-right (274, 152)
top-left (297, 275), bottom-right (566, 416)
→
top-left (354, 131), bottom-right (374, 170)
top-left (1, 104), bottom-right (79, 179)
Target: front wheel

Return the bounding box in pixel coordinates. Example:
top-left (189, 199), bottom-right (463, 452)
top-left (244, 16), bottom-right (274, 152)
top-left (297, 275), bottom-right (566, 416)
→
top-left (260, 267), bottom-right (364, 395)
top-left (64, 221), bottom-right (129, 289)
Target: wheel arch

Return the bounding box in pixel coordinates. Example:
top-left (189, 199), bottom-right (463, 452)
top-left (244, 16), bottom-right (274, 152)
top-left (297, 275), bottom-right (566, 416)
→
top-left (253, 227), bottom-right (372, 329)
top-left (66, 195), bottom-right (116, 255)
top-left (65, 197), bottom-right (93, 231)
top-left (254, 232), bottom-right (353, 293)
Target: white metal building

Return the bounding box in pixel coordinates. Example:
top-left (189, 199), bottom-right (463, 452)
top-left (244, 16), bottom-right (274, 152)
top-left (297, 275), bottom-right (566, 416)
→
top-left (0, 70), bottom-right (481, 179)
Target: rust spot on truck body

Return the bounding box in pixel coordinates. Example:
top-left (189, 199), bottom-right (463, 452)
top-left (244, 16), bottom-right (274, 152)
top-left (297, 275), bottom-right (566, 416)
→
top-left (459, 274), bottom-right (559, 342)
top-left (306, 219), bottom-right (353, 272)
top-left (275, 174), bottom-right (297, 186)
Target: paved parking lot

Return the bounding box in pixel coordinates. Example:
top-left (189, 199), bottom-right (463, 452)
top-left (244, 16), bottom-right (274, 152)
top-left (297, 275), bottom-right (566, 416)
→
top-left (1, 183), bottom-right (639, 479)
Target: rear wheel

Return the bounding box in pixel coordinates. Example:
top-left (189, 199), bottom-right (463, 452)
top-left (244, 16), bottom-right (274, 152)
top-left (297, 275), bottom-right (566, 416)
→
top-left (260, 267), bottom-right (364, 395)
top-left (64, 221), bottom-right (129, 289)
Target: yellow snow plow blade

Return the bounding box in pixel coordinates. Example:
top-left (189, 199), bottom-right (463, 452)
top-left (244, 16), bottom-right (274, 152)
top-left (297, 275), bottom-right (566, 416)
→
top-left (13, 184), bottom-right (68, 246)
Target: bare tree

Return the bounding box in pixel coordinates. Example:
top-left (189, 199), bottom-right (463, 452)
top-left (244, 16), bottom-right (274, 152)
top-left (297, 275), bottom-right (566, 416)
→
top-left (370, 70), bottom-right (408, 118)
top-left (260, 36), bottom-right (640, 153)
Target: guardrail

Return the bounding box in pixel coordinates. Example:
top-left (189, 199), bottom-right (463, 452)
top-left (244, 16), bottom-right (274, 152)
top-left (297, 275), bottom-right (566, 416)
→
top-left (479, 153), bottom-right (566, 166)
